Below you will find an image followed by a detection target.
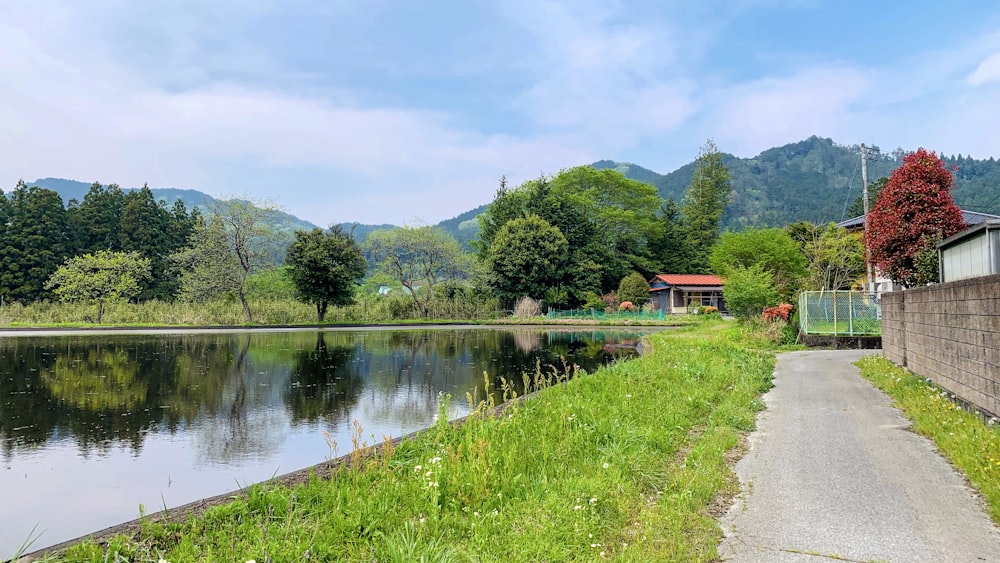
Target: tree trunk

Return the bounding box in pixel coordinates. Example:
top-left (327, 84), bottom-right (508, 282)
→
top-left (238, 288), bottom-right (253, 323)
top-left (317, 301), bottom-right (327, 323)
top-left (96, 301), bottom-right (105, 323)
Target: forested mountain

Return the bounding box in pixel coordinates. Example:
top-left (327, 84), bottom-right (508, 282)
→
top-left (27, 178), bottom-right (321, 235)
top-left (593, 136), bottom-right (1000, 229)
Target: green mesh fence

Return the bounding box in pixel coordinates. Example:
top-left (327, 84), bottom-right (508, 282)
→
top-left (798, 290), bottom-right (881, 336)
top-left (547, 308), bottom-right (666, 321)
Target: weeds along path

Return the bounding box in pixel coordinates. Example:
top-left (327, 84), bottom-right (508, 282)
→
top-left (27, 320), bottom-right (774, 562)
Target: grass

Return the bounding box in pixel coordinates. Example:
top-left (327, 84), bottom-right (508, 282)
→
top-left (855, 356), bottom-right (1000, 522)
top-left (30, 320), bottom-right (776, 562)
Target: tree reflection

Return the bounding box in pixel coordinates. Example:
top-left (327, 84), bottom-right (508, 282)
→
top-left (284, 332), bottom-right (362, 424)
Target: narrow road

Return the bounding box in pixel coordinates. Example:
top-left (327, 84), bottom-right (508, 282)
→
top-left (718, 350), bottom-right (1000, 562)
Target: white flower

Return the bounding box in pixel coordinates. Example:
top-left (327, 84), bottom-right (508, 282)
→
top-left (414, 465), bottom-right (422, 471)
top-left (573, 505), bottom-right (583, 510)
top-left (602, 462), bottom-right (610, 469)
top-left (425, 470), bottom-right (433, 477)
top-left (589, 497), bottom-right (598, 504)
top-left (429, 456), bottom-right (442, 464)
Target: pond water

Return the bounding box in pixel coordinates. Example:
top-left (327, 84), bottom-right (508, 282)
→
top-left (0, 326), bottom-right (651, 556)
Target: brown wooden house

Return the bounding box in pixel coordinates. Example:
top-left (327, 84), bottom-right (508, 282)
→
top-left (648, 274), bottom-right (726, 314)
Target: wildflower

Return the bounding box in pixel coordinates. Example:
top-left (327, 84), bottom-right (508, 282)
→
top-left (589, 497), bottom-right (598, 504)
top-left (429, 456), bottom-right (442, 464)
top-left (600, 551), bottom-right (606, 557)
top-left (602, 462), bottom-right (610, 469)
top-left (414, 465), bottom-right (422, 472)
top-left (574, 505), bottom-right (583, 510)
top-left (425, 470), bottom-right (433, 477)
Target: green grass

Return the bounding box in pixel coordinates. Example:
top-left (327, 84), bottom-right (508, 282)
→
top-left (856, 356), bottom-right (1000, 522)
top-left (32, 321), bottom-right (775, 562)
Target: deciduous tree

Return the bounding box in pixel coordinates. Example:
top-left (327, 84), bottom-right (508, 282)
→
top-left (803, 223), bottom-right (866, 290)
top-left (865, 149), bottom-right (965, 287)
top-left (45, 250), bottom-right (151, 322)
top-left (365, 226), bottom-right (471, 317)
top-left (709, 228), bottom-right (806, 300)
top-left (286, 227), bottom-right (367, 322)
top-left (722, 264), bottom-right (779, 320)
top-left (617, 272), bottom-right (650, 307)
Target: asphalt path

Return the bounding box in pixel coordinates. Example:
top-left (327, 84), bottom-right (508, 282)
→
top-left (718, 350), bottom-right (1000, 562)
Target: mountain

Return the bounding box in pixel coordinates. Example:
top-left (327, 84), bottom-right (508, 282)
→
top-left (25, 178), bottom-right (321, 235)
top-left (596, 136), bottom-right (1000, 229)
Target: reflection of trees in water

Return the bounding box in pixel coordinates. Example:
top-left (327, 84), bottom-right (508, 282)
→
top-left (284, 333), bottom-right (363, 424)
top-left (0, 329), bottom-right (643, 461)
top-left (192, 335), bottom-right (290, 466)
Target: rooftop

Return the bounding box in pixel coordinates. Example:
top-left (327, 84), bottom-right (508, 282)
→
top-left (836, 209), bottom-right (1000, 230)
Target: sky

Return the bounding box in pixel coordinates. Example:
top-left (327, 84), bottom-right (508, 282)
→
top-left (2, 1), bottom-right (1000, 227)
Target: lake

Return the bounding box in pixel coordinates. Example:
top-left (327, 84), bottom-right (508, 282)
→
top-left (0, 326), bottom-right (652, 556)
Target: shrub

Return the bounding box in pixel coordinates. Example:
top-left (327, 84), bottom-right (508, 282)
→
top-left (618, 301), bottom-right (636, 312)
top-left (762, 303), bottom-right (793, 322)
top-left (600, 291), bottom-right (619, 313)
top-left (723, 264), bottom-right (779, 321)
top-left (617, 272), bottom-right (650, 307)
top-left (512, 296), bottom-right (541, 318)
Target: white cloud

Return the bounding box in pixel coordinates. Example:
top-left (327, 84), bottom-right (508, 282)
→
top-left (709, 66), bottom-right (869, 156)
top-left (968, 51), bottom-right (1000, 85)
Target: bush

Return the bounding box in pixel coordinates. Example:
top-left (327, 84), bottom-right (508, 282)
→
top-left (723, 264), bottom-right (779, 321)
top-left (617, 272), bottom-right (650, 307)
top-left (512, 296), bottom-right (541, 318)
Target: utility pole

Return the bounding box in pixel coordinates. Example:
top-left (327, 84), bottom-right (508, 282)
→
top-left (861, 143), bottom-right (874, 295)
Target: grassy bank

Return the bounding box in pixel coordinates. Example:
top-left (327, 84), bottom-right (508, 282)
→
top-left (856, 356), bottom-right (1000, 522)
top-left (28, 321), bottom-right (774, 562)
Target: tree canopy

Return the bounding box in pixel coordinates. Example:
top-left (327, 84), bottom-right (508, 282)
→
top-left (285, 227), bottom-right (367, 322)
top-left (365, 225), bottom-right (471, 317)
top-left (865, 149), bottom-right (965, 287)
top-left (484, 215), bottom-right (569, 307)
top-left (682, 140), bottom-right (732, 271)
top-left (709, 228), bottom-right (806, 300)
top-left (45, 250), bottom-right (151, 322)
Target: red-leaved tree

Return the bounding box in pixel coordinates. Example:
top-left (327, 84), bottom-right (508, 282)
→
top-left (864, 149), bottom-right (965, 287)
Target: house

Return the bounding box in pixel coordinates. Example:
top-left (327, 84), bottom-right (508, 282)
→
top-left (937, 219), bottom-right (1000, 282)
top-left (648, 274), bottom-right (726, 314)
top-left (836, 209), bottom-right (1000, 293)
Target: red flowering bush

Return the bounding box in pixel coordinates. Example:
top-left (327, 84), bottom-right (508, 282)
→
top-left (762, 303), bottom-right (793, 322)
top-left (864, 149), bottom-right (965, 287)
top-left (619, 301), bottom-right (636, 312)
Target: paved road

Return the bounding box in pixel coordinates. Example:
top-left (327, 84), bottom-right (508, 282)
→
top-left (718, 350), bottom-right (1000, 562)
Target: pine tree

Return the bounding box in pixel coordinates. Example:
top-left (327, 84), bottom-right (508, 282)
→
top-left (681, 140), bottom-right (732, 272)
top-left (0, 183), bottom-right (72, 301)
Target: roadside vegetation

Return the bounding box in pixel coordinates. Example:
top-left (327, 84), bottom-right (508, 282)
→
top-left (24, 320), bottom-right (776, 562)
top-left (856, 356), bottom-right (1000, 523)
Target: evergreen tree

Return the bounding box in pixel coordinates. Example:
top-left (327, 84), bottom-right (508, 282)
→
top-left (681, 139), bottom-right (732, 272)
top-left (651, 198), bottom-right (693, 273)
top-left (484, 215), bottom-right (569, 307)
top-left (119, 185), bottom-right (175, 300)
top-left (69, 182), bottom-right (126, 254)
top-left (0, 183), bottom-right (72, 301)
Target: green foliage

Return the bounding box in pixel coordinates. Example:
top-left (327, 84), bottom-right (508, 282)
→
top-left (682, 140), bottom-right (732, 270)
top-left (0, 183), bottom-right (73, 302)
top-left (847, 176), bottom-right (888, 218)
top-left (617, 271), bottom-right (650, 307)
top-left (245, 266), bottom-right (298, 301)
top-left (802, 223), bottom-right (866, 290)
top-left (172, 217), bottom-right (242, 304)
top-left (365, 226), bottom-right (472, 318)
top-left (44, 250), bottom-right (152, 322)
top-left (484, 215), bottom-right (569, 307)
top-left (722, 264), bottom-right (780, 320)
top-left (286, 227), bottom-right (367, 321)
top-left (710, 228), bottom-right (806, 300)
top-left (650, 197), bottom-right (694, 274)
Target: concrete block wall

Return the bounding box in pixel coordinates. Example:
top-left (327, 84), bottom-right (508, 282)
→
top-left (880, 274), bottom-right (1000, 418)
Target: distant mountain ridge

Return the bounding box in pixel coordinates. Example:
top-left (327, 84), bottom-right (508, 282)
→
top-left (24, 177), bottom-right (321, 235)
top-left (24, 137), bottom-right (1000, 246)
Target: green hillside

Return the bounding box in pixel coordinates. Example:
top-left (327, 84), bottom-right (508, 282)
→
top-left (597, 136), bottom-right (1000, 229)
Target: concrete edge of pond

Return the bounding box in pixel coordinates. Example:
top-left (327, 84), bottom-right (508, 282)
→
top-left (17, 367), bottom-right (597, 561)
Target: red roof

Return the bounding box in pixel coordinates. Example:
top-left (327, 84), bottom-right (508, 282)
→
top-left (650, 274), bottom-right (723, 286)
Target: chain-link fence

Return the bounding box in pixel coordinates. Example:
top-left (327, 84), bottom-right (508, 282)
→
top-left (798, 291), bottom-right (881, 336)
top-left (547, 308), bottom-right (666, 321)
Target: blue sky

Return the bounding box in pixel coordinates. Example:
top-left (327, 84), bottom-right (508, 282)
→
top-left (2, 1), bottom-right (999, 226)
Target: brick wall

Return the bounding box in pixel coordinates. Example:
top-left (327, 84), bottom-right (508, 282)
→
top-left (880, 274), bottom-right (1000, 418)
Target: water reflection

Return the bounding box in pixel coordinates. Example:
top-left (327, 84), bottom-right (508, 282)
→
top-left (0, 327), bottom-right (648, 555)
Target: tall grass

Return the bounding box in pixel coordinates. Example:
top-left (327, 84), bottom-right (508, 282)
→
top-left (0, 293), bottom-right (503, 327)
top-left (39, 321), bottom-right (775, 562)
top-left (856, 356), bottom-right (1000, 522)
